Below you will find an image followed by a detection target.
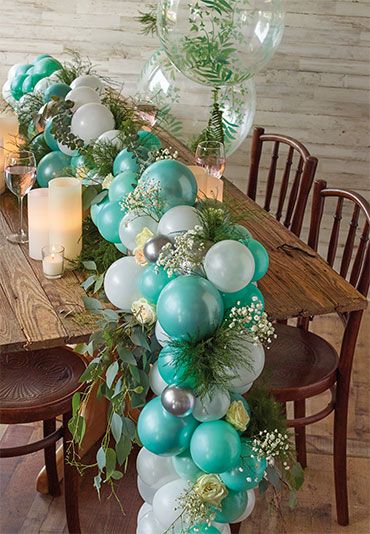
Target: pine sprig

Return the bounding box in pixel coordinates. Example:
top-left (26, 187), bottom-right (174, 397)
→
top-left (196, 198), bottom-right (246, 243)
top-left (57, 49), bottom-right (96, 86)
top-left (136, 4), bottom-right (158, 35)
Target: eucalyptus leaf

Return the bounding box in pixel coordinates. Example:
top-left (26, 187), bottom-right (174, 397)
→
top-left (82, 296), bottom-right (103, 311)
top-left (105, 448), bottom-right (117, 480)
top-left (82, 186), bottom-right (98, 211)
top-left (68, 415), bottom-right (86, 445)
top-left (97, 446), bottom-right (106, 471)
top-left (91, 189), bottom-right (108, 205)
top-left (72, 392), bottom-right (80, 417)
top-left (102, 308), bottom-right (119, 321)
top-left (94, 273), bottom-right (105, 293)
top-left (130, 328), bottom-right (150, 350)
top-left (106, 361), bottom-right (119, 389)
top-left (289, 489), bottom-right (297, 509)
top-left (111, 412), bottom-right (123, 443)
top-left (266, 464), bottom-right (282, 491)
top-left (79, 361), bottom-right (99, 383)
top-left (258, 478), bottom-right (269, 495)
top-left (116, 434), bottom-right (132, 466)
top-left (122, 417), bottom-right (136, 440)
top-left (117, 346), bottom-right (137, 366)
top-left (82, 260), bottom-right (97, 272)
top-left (81, 275), bottom-right (96, 291)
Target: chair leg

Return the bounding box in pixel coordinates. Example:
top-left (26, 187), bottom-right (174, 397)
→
top-left (43, 418), bottom-right (61, 497)
top-left (334, 378), bottom-right (350, 526)
top-left (63, 411), bottom-right (81, 534)
top-left (230, 523), bottom-right (241, 533)
top-left (294, 400), bottom-right (307, 469)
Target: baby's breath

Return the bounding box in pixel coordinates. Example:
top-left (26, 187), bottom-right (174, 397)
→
top-left (252, 429), bottom-right (291, 467)
top-left (228, 297), bottom-right (276, 346)
top-left (150, 146), bottom-right (179, 161)
top-left (156, 226), bottom-right (206, 276)
top-left (120, 178), bottom-right (163, 220)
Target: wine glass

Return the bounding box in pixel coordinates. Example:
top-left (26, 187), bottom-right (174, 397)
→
top-left (5, 150), bottom-right (37, 243)
top-left (195, 140), bottom-right (226, 179)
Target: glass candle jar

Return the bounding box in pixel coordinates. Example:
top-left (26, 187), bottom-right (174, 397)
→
top-left (42, 245), bottom-right (65, 279)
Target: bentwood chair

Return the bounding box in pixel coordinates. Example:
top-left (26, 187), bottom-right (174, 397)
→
top-left (247, 127), bottom-right (318, 237)
top-left (260, 180), bottom-right (369, 525)
top-left (0, 347), bottom-right (86, 533)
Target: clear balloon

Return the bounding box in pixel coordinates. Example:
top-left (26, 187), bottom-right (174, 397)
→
top-left (136, 447), bottom-right (178, 489)
top-left (204, 240), bottom-right (255, 293)
top-left (71, 103), bottom-right (115, 143)
top-left (119, 210), bottom-right (158, 252)
top-left (137, 476), bottom-right (157, 505)
top-left (152, 479), bottom-right (189, 530)
top-left (149, 361), bottom-right (168, 396)
top-left (70, 74), bottom-right (105, 94)
top-left (138, 49), bottom-right (256, 156)
top-left (192, 389), bottom-right (230, 422)
top-left (157, 0), bottom-right (285, 87)
top-left (103, 256), bottom-right (143, 311)
top-left (137, 510), bottom-right (164, 534)
top-left (138, 502), bottom-right (152, 523)
top-left (157, 205), bottom-right (200, 238)
top-left (65, 86), bottom-right (101, 111)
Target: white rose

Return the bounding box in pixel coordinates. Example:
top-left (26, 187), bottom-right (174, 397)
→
top-left (131, 298), bottom-right (156, 325)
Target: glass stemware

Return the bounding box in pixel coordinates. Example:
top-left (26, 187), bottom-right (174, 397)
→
top-left (195, 140), bottom-right (226, 179)
top-left (4, 150), bottom-right (36, 244)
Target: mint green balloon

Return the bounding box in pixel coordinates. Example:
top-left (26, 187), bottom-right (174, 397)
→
top-left (97, 201), bottom-right (126, 243)
top-left (138, 265), bottom-right (174, 304)
top-left (15, 64), bottom-right (33, 76)
top-left (140, 160), bottom-right (197, 211)
top-left (248, 239), bottom-right (269, 281)
top-left (138, 130), bottom-right (162, 152)
top-left (33, 57), bottom-right (62, 76)
top-left (36, 151), bottom-right (71, 187)
top-left (137, 396), bottom-right (198, 456)
top-left (90, 195), bottom-right (109, 225)
top-left (113, 148), bottom-right (139, 175)
top-left (33, 54), bottom-right (52, 64)
top-left (234, 223), bottom-right (253, 242)
top-left (29, 133), bottom-right (51, 163)
top-left (157, 345), bottom-right (196, 388)
top-left (172, 449), bottom-right (203, 481)
top-left (221, 438), bottom-right (266, 492)
top-left (221, 283), bottom-right (264, 313)
top-left (157, 275), bottom-right (223, 342)
top-left (22, 73), bottom-right (44, 93)
top-left (44, 119), bottom-right (59, 151)
top-left (10, 74), bottom-right (28, 100)
top-left (214, 489), bottom-right (248, 523)
top-left (190, 421), bottom-right (241, 473)
top-left (108, 171), bottom-right (138, 202)
top-left (43, 83), bottom-right (70, 103)
top-left (189, 524), bottom-right (220, 534)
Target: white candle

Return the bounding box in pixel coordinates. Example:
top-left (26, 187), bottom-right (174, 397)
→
top-left (42, 253), bottom-right (64, 278)
top-left (48, 177), bottom-right (82, 267)
top-left (28, 188), bottom-right (49, 260)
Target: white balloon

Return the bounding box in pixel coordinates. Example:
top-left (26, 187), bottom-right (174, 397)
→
top-left (2, 80), bottom-right (16, 106)
top-left (152, 479), bottom-right (188, 530)
top-left (149, 362), bottom-right (169, 396)
top-left (57, 141), bottom-right (78, 156)
top-left (204, 240), bottom-right (255, 293)
top-left (193, 390), bottom-right (230, 422)
top-left (157, 206), bottom-right (200, 238)
top-left (48, 69), bottom-right (63, 82)
top-left (230, 381), bottom-right (254, 394)
top-left (65, 86), bottom-right (101, 111)
top-left (70, 74), bottom-right (104, 94)
top-left (34, 76), bottom-right (54, 93)
top-left (104, 256), bottom-right (142, 311)
top-left (71, 102), bottom-right (115, 143)
top-left (228, 342), bottom-right (265, 391)
top-left (155, 320), bottom-right (172, 347)
top-left (214, 523), bottom-right (231, 534)
top-left (96, 129), bottom-right (123, 150)
top-left (7, 63), bottom-right (23, 81)
top-left (231, 489), bottom-right (256, 523)
top-left (119, 210), bottom-right (158, 252)
top-left (137, 447), bottom-right (178, 489)
top-left (138, 502), bottom-right (152, 523)
top-left (137, 510), bottom-right (165, 534)
top-left (137, 476), bottom-right (157, 505)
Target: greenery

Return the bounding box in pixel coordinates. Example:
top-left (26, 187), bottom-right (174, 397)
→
top-left (57, 49), bottom-right (96, 85)
top-left (137, 4), bottom-right (158, 35)
top-left (197, 198), bottom-right (246, 242)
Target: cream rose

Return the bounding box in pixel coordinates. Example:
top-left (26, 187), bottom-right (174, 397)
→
top-left (225, 400), bottom-right (250, 432)
top-left (133, 247), bottom-right (148, 266)
top-left (193, 474), bottom-right (228, 507)
top-left (102, 173), bottom-right (114, 189)
top-left (131, 298), bottom-right (156, 325)
top-left (135, 227), bottom-right (154, 249)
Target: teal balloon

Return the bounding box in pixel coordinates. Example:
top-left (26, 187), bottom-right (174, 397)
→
top-left (140, 160), bottom-right (197, 211)
top-left (137, 396), bottom-right (198, 456)
top-left (33, 57), bottom-right (62, 76)
top-left (11, 74), bottom-right (28, 100)
top-left (172, 449), bottom-right (203, 481)
top-left (43, 83), bottom-right (70, 103)
top-left (115, 242), bottom-right (128, 254)
top-left (15, 64), bottom-right (33, 76)
top-left (33, 54), bottom-right (52, 64)
top-left (214, 490), bottom-right (248, 523)
top-left (157, 275), bottom-right (224, 342)
top-left (189, 524), bottom-right (220, 534)
top-left (157, 345), bottom-right (196, 389)
top-left (190, 421), bottom-right (241, 473)
top-left (138, 265), bottom-right (174, 304)
top-left (22, 73), bottom-right (44, 93)
top-left (138, 130), bottom-right (162, 152)
top-left (234, 223), bottom-right (253, 242)
top-left (113, 148), bottom-right (139, 176)
top-left (29, 133), bottom-right (51, 163)
top-left (108, 171), bottom-right (138, 202)
top-left (221, 438), bottom-right (266, 492)
top-left (97, 201), bottom-right (126, 243)
top-left (36, 151), bottom-right (71, 187)
top-left (90, 195), bottom-right (109, 225)
top-left (248, 239), bottom-right (269, 281)
top-left (221, 283), bottom-right (264, 313)
top-left (43, 119), bottom-right (60, 151)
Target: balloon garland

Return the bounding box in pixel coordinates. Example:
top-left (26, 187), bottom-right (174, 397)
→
top-left (2, 50), bottom-right (304, 532)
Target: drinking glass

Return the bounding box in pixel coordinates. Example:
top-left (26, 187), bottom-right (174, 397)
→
top-left (195, 140), bottom-right (226, 179)
top-left (4, 150), bottom-right (37, 243)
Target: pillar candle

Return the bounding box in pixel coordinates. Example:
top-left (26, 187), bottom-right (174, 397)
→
top-left (48, 177), bottom-right (82, 267)
top-left (188, 165), bottom-right (224, 202)
top-left (0, 137), bottom-right (5, 194)
top-left (28, 188), bottom-right (49, 260)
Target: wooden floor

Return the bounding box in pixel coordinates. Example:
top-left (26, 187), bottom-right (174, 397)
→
top-left (0, 311), bottom-right (369, 534)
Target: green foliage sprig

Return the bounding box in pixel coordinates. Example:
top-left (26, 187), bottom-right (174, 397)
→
top-left (137, 4), bottom-right (158, 35)
top-left (57, 49), bottom-right (96, 85)
top-left (16, 92), bottom-right (44, 139)
top-left (196, 198), bottom-right (247, 242)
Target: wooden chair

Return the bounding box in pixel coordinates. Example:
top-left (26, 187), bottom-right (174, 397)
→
top-left (247, 127), bottom-right (318, 237)
top-left (260, 180), bottom-right (369, 525)
top-left (0, 347), bottom-right (87, 533)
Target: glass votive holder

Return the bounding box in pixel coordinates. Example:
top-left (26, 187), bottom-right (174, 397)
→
top-left (42, 245), bottom-right (65, 280)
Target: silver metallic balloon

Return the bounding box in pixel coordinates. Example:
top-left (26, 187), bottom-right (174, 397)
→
top-left (161, 385), bottom-right (195, 417)
top-left (143, 235), bottom-right (173, 263)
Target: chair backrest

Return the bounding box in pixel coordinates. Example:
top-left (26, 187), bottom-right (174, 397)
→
top-left (308, 180), bottom-right (369, 376)
top-left (247, 126), bottom-right (318, 237)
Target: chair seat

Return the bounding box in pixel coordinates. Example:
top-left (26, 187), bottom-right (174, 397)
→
top-left (0, 347), bottom-right (87, 424)
top-left (261, 324), bottom-right (339, 402)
